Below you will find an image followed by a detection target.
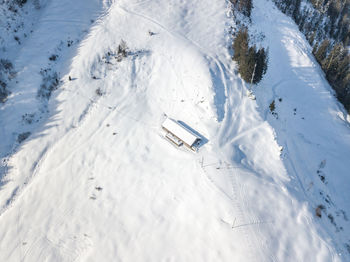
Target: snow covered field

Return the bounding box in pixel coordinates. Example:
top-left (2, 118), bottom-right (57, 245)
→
top-left (0, 0), bottom-right (349, 261)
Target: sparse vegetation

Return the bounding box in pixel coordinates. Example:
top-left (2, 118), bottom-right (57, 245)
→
top-left (269, 100), bottom-right (278, 118)
top-left (0, 59), bottom-right (15, 103)
top-left (269, 100), bottom-right (275, 112)
top-left (95, 88), bottom-right (103, 96)
top-left (116, 40), bottom-right (128, 62)
top-left (14, 35), bottom-right (20, 44)
top-left (328, 213), bottom-right (335, 225)
top-left (49, 54), bottom-right (58, 61)
top-left (37, 68), bottom-right (60, 100)
top-left (22, 113), bottom-right (35, 124)
top-left (0, 81), bottom-right (8, 103)
top-left (316, 204), bottom-right (325, 217)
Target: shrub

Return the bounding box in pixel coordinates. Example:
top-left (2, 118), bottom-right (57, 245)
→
top-left (49, 54), bottom-right (58, 61)
top-left (315, 205), bottom-right (325, 218)
top-left (95, 88), bottom-right (103, 96)
top-left (269, 100), bottom-right (278, 118)
top-left (17, 132), bottom-right (31, 143)
top-left (269, 100), bottom-right (275, 112)
top-left (116, 40), bottom-right (128, 61)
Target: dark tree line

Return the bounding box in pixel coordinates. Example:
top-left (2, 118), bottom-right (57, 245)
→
top-left (274, 0), bottom-right (350, 45)
top-left (273, 0), bottom-right (350, 113)
top-left (313, 40), bottom-right (350, 112)
top-left (232, 28), bottom-right (268, 84)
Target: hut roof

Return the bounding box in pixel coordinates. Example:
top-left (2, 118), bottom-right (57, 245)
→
top-left (162, 118), bottom-right (200, 147)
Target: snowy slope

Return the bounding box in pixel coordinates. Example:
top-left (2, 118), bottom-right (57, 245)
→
top-left (251, 0), bottom-right (350, 258)
top-left (0, 0), bottom-right (105, 161)
top-left (0, 0), bottom-right (349, 261)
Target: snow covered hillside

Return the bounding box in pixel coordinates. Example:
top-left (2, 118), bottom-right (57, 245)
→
top-left (0, 0), bottom-right (349, 261)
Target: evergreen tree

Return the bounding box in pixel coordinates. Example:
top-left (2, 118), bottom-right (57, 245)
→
top-left (323, 43), bottom-right (350, 112)
top-left (324, 43), bottom-right (343, 78)
top-left (308, 31), bottom-right (316, 46)
top-left (233, 28), bottom-right (249, 63)
top-left (239, 46), bottom-right (256, 83)
top-left (314, 39), bottom-right (330, 65)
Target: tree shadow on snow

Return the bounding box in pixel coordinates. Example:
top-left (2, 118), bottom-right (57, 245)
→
top-left (209, 61), bottom-right (227, 122)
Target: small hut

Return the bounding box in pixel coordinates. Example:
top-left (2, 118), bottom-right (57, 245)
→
top-left (162, 118), bottom-right (201, 151)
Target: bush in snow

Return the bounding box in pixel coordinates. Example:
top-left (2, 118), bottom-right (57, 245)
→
top-left (17, 131), bottom-right (31, 143)
top-left (269, 100), bottom-right (275, 112)
top-left (116, 40), bottom-right (128, 62)
top-left (49, 54), bottom-right (58, 61)
top-left (269, 100), bottom-right (278, 118)
top-left (315, 205), bottom-right (325, 218)
top-left (95, 88), bottom-right (103, 96)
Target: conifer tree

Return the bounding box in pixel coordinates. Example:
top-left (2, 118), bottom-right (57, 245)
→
top-left (233, 28), bottom-right (249, 63)
top-left (314, 39), bottom-right (330, 65)
top-left (324, 43), bottom-right (343, 78)
top-left (239, 46), bottom-right (256, 82)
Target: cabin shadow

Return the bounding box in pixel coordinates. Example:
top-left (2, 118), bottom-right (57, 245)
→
top-left (177, 120), bottom-right (209, 149)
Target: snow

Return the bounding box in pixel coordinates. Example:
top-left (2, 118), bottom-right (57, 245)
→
top-left (0, 0), bottom-right (349, 261)
top-left (162, 118), bottom-right (200, 148)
